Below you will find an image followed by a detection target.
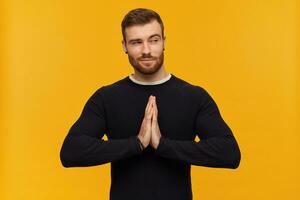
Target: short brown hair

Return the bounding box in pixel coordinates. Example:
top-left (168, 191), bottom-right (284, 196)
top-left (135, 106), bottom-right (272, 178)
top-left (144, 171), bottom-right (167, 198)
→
top-left (121, 8), bottom-right (164, 43)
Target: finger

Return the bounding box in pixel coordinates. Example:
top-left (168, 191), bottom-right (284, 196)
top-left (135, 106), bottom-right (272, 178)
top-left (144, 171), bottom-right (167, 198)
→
top-left (151, 107), bottom-right (155, 127)
top-left (145, 96), bottom-right (153, 114)
top-left (145, 98), bottom-right (154, 120)
top-left (150, 104), bottom-right (155, 119)
top-left (151, 100), bottom-right (155, 114)
top-left (152, 101), bottom-right (157, 123)
top-left (155, 99), bottom-right (158, 115)
top-left (145, 109), bottom-right (152, 121)
top-left (146, 105), bottom-right (154, 124)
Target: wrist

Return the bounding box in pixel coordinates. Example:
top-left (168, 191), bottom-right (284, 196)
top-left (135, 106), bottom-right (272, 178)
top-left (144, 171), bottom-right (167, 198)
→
top-left (155, 135), bottom-right (163, 150)
top-left (136, 136), bottom-right (145, 150)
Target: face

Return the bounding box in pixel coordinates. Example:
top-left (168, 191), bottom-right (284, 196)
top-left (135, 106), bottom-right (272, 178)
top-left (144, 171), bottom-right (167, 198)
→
top-left (122, 20), bottom-right (165, 75)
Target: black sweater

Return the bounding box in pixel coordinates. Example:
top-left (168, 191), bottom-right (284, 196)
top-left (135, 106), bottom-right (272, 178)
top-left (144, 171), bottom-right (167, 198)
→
top-left (60, 73), bottom-right (241, 200)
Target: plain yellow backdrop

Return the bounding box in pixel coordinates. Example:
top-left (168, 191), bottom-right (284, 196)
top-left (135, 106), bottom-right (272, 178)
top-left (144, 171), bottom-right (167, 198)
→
top-left (1, 0), bottom-right (299, 199)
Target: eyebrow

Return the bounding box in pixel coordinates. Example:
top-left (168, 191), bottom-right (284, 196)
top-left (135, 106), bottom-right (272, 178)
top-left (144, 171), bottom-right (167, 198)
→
top-left (128, 34), bottom-right (162, 43)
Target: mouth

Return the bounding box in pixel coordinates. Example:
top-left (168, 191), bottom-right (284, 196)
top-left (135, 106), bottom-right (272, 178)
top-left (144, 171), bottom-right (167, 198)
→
top-left (139, 59), bottom-right (155, 64)
top-left (139, 59), bottom-right (155, 61)
top-left (140, 60), bottom-right (154, 65)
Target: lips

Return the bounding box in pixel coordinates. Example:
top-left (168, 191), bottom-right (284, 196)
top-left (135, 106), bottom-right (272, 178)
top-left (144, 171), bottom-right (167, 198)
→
top-left (140, 60), bottom-right (155, 64)
top-left (140, 59), bottom-right (155, 61)
top-left (140, 59), bottom-right (155, 66)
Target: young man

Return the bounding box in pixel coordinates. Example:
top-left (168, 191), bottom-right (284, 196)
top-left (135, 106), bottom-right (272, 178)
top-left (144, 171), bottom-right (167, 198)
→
top-left (60, 8), bottom-right (241, 200)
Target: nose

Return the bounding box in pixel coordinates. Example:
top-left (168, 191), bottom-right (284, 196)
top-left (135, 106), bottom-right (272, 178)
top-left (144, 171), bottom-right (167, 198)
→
top-left (142, 41), bottom-right (151, 55)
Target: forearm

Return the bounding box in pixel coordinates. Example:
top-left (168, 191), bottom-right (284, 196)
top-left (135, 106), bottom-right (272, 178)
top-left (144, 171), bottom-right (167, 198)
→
top-left (154, 134), bottom-right (241, 169)
top-left (60, 134), bottom-right (142, 167)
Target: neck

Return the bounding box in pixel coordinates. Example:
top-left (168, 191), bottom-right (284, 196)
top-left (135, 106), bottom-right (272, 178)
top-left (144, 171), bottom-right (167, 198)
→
top-left (132, 65), bottom-right (169, 83)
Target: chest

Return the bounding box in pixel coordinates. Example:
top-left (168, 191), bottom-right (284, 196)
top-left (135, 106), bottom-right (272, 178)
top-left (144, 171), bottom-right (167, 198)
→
top-left (104, 90), bottom-right (198, 140)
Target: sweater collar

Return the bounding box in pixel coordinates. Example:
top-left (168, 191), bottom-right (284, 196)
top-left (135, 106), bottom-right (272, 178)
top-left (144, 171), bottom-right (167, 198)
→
top-left (129, 73), bottom-right (172, 85)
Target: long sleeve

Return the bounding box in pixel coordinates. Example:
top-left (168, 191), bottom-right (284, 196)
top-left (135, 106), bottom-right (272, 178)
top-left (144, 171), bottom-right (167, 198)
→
top-left (155, 87), bottom-right (241, 169)
top-left (59, 87), bottom-right (142, 168)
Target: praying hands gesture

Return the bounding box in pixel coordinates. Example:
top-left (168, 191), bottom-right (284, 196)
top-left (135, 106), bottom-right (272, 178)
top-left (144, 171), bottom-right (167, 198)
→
top-left (137, 95), bottom-right (162, 150)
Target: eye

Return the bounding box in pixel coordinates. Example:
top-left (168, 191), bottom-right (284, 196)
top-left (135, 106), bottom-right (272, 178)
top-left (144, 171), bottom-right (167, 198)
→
top-left (132, 41), bottom-right (142, 45)
top-left (150, 39), bottom-right (159, 43)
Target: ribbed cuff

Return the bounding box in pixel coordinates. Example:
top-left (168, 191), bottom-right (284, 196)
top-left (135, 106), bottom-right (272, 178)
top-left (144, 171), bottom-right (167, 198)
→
top-left (130, 136), bottom-right (143, 155)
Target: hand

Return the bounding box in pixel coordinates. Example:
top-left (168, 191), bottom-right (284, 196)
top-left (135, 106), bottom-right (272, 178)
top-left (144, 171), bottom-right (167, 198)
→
top-left (137, 95), bottom-right (155, 149)
top-left (150, 96), bottom-right (162, 149)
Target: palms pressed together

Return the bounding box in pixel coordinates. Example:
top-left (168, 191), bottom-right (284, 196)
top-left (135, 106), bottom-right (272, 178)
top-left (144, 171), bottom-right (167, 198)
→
top-left (137, 95), bottom-right (162, 150)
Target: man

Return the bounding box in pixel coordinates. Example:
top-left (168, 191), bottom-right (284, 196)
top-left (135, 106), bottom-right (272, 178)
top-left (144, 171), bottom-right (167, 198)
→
top-left (60, 8), bottom-right (241, 200)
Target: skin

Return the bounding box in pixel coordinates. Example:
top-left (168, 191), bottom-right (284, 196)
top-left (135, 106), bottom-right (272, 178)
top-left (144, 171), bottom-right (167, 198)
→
top-left (122, 20), bottom-right (168, 82)
top-left (150, 95), bottom-right (162, 149)
top-left (122, 20), bottom-right (166, 149)
top-left (137, 95), bottom-right (162, 149)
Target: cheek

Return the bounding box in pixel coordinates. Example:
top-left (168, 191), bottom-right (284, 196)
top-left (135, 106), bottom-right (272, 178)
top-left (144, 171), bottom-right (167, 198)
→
top-left (152, 46), bottom-right (164, 56)
top-left (152, 42), bottom-right (164, 51)
top-left (128, 48), bottom-right (141, 58)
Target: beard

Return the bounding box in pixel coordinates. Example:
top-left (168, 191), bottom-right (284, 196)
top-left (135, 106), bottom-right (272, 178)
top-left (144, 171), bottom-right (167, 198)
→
top-left (128, 52), bottom-right (164, 75)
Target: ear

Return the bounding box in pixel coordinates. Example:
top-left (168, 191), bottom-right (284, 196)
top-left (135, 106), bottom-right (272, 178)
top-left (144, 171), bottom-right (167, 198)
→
top-left (122, 40), bottom-right (128, 54)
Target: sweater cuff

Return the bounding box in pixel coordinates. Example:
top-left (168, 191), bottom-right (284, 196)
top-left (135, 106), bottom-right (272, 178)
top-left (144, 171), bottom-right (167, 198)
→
top-left (155, 136), bottom-right (167, 155)
top-left (130, 136), bottom-right (143, 155)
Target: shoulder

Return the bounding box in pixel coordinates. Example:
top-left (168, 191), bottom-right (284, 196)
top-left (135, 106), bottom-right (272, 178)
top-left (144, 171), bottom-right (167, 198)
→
top-left (173, 75), bottom-right (210, 98)
top-left (172, 75), bottom-right (219, 111)
top-left (89, 76), bottom-right (129, 100)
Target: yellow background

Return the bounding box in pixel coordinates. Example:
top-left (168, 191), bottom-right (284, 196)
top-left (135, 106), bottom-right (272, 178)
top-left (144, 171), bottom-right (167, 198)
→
top-left (1, 0), bottom-right (299, 199)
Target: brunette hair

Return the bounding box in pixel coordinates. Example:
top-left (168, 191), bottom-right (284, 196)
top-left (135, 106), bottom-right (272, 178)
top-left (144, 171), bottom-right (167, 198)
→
top-left (121, 8), bottom-right (164, 43)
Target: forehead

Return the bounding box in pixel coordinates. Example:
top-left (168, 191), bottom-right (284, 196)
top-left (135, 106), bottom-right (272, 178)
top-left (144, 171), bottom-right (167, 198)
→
top-left (125, 20), bottom-right (162, 40)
